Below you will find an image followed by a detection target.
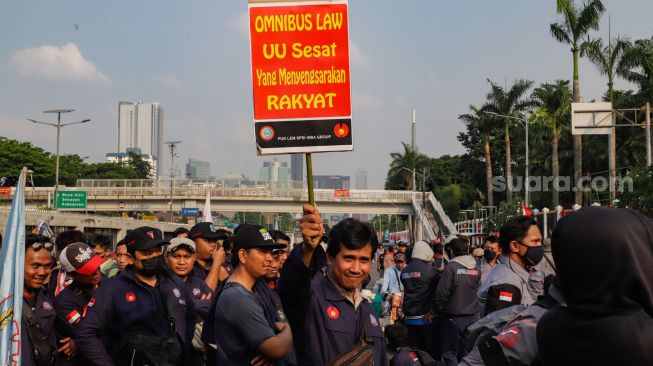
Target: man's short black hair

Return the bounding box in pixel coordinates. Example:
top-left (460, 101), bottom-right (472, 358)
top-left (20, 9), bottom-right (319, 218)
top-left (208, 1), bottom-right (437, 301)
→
top-left (326, 218), bottom-right (374, 258)
top-left (499, 216), bottom-right (537, 253)
top-left (385, 323), bottom-right (409, 349)
top-left (55, 230), bottom-right (86, 252)
top-left (173, 227), bottom-right (190, 237)
top-left (25, 234), bottom-right (51, 252)
top-left (484, 235), bottom-right (499, 245)
top-left (269, 230), bottom-right (290, 243)
top-left (90, 234), bottom-right (111, 250)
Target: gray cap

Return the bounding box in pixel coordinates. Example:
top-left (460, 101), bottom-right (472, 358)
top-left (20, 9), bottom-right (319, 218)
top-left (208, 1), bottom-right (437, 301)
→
top-left (166, 237), bottom-right (196, 253)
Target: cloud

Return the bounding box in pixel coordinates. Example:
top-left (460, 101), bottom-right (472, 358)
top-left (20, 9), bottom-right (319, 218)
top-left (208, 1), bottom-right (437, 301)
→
top-left (230, 11), bottom-right (250, 36)
top-left (350, 41), bottom-right (372, 67)
top-left (154, 74), bottom-right (182, 89)
top-left (11, 43), bottom-right (110, 84)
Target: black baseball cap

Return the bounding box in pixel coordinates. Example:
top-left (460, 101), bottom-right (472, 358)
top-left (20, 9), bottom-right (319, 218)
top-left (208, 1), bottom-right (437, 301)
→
top-left (124, 226), bottom-right (168, 253)
top-left (189, 222), bottom-right (230, 240)
top-left (233, 224), bottom-right (287, 251)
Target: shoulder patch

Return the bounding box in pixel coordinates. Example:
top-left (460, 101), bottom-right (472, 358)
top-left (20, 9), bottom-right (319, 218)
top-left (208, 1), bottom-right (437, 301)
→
top-left (369, 313), bottom-right (378, 327)
top-left (125, 292), bottom-right (136, 302)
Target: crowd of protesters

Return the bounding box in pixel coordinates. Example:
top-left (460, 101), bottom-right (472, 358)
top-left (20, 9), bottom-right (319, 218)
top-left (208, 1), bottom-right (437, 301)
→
top-left (13, 204), bottom-right (653, 366)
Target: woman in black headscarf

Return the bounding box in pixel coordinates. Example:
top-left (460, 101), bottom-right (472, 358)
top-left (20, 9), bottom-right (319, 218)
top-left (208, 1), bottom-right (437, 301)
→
top-left (537, 207), bottom-right (653, 365)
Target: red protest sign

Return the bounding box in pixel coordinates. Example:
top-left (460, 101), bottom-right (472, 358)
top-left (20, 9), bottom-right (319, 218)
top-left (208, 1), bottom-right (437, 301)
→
top-left (249, 0), bottom-right (352, 154)
top-left (0, 187), bottom-right (12, 195)
top-left (334, 189), bottom-right (350, 197)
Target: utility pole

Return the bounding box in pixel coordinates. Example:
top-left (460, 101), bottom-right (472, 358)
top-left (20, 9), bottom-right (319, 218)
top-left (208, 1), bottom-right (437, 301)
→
top-left (411, 108), bottom-right (416, 192)
top-left (647, 102), bottom-right (652, 167)
top-left (28, 110), bottom-right (91, 208)
top-left (165, 141), bottom-right (181, 222)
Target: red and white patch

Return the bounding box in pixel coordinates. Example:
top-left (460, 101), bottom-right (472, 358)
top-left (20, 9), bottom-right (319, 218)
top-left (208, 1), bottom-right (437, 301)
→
top-left (326, 306), bottom-right (340, 319)
top-left (496, 327), bottom-right (521, 349)
top-left (499, 291), bottom-right (513, 302)
top-left (125, 292), bottom-right (137, 303)
top-left (66, 310), bottom-right (81, 324)
top-left (146, 231), bottom-right (154, 239)
top-left (87, 298), bottom-right (96, 308)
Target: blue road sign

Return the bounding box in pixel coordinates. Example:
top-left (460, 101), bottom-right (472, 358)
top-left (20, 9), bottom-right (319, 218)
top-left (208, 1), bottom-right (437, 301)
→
top-left (181, 207), bottom-right (200, 216)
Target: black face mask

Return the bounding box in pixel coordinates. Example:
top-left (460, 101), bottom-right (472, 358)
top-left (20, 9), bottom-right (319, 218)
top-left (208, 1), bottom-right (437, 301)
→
top-left (139, 254), bottom-right (166, 277)
top-left (516, 241), bottom-right (544, 267)
top-left (483, 249), bottom-right (497, 261)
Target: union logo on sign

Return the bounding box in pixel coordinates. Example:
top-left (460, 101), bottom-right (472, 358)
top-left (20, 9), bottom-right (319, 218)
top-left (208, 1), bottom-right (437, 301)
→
top-left (260, 126), bottom-right (275, 141)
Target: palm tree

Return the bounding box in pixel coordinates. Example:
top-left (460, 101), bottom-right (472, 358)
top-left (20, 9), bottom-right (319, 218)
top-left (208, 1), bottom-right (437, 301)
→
top-left (459, 105), bottom-right (495, 207)
top-left (385, 142), bottom-right (430, 191)
top-left (550, 0), bottom-right (605, 204)
top-left (620, 35), bottom-right (653, 103)
top-left (532, 81), bottom-right (572, 207)
top-left (485, 79), bottom-right (534, 203)
top-left (583, 36), bottom-right (630, 202)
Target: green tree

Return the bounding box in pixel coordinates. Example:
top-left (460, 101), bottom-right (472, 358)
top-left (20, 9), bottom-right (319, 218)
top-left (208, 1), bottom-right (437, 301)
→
top-left (550, 0), bottom-right (605, 204)
top-left (459, 105), bottom-right (496, 207)
top-left (385, 142), bottom-right (430, 190)
top-left (127, 152), bottom-right (153, 179)
top-left (0, 137), bottom-right (55, 186)
top-left (532, 80), bottom-right (572, 207)
top-left (485, 79), bottom-right (534, 203)
top-left (618, 166), bottom-right (653, 217)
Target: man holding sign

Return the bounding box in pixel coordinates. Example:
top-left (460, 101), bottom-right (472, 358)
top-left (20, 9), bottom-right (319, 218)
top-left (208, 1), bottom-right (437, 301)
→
top-left (278, 204), bottom-right (387, 365)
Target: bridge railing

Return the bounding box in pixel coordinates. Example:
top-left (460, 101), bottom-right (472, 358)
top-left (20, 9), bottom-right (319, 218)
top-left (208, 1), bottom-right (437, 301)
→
top-left (23, 186), bottom-right (416, 203)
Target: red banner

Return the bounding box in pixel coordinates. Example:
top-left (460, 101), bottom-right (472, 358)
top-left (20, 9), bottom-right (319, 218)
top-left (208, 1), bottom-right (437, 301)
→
top-left (0, 187), bottom-right (12, 195)
top-left (334, 189), bottom-right (349, 197)
top-left (249, 1), bottom-right (352, 154)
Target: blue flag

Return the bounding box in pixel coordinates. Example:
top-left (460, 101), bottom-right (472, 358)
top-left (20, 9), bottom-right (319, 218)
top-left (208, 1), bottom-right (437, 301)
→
top-left (0, 170), bottom-right (26, 366)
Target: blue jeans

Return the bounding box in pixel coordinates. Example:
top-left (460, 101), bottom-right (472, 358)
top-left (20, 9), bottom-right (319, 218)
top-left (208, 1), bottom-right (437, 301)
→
top-left (441, 314), bottom-right (479, 366)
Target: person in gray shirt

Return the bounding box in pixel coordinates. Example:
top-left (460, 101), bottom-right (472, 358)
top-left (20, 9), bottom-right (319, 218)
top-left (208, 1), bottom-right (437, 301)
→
top-left (215, 224), bottom-right (292, 365)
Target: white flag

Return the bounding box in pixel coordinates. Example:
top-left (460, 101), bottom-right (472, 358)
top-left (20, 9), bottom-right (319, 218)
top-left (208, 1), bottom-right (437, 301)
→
top-left (203, 189), bottom-right (212, 223)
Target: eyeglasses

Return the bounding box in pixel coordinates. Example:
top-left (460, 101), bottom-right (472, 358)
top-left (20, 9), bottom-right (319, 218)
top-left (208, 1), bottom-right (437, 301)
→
top-left (31, 242), bottom-right (53, 251)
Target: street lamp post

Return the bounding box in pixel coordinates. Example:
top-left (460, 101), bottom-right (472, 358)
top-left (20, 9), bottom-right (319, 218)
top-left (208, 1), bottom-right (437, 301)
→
top-left (401, 167), bottom-right (430, 208)
top-left (485, 111), bottom-right (530, 207)
top-left (28, 109), bottom-right (91, 208)
top-left (165, 141), bottom-right (182, 222)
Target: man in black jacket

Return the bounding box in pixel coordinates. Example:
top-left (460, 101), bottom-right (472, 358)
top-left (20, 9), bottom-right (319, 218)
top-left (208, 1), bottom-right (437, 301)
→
top-left (400, 240), bottom-right (440, 360)
top-left (434, 238), bottom-right (480, 366)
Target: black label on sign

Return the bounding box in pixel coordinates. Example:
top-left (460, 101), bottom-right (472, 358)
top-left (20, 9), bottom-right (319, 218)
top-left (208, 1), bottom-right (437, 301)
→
top-left (255, 119), bottom-right (353, 150)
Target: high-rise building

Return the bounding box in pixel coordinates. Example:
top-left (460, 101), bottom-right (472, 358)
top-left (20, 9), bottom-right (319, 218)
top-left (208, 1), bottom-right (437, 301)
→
top-left (259, 160), bottom-right (291, 182)
top-left (117, 101), bottom-right (163, 176)
top-left (186, 159), bottom-right (211, 180)
top-left (354, 168), bottom-right (368, 189)
top-left (291, 154), bottom-right (303, 182)
top-left (313, 175), bottom-right (350, 189)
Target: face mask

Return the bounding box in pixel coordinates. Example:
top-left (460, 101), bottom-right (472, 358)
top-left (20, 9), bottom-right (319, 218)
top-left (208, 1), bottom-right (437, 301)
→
top-left (516, 242), bottom-right (544, 267)
top-left (434, 258), bottom-right (444, 268)
top-left (139, 254), bottom-right (166, 276)
top-left (483, 249), bottom-right (496, 261)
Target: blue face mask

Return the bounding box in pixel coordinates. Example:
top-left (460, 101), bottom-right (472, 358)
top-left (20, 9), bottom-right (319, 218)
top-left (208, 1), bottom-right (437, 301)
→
top-left (515, 241), bottom-right (544, 267)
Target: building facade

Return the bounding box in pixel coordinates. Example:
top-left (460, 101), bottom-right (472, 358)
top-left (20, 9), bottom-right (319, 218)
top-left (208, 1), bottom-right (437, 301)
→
top-left (291, 154), bottom-right (303, 182)
top-left (259, 160), bottom-right (291, 182)
top-left (313, 175), bottom-right (350, 189)
top-left (185, 158), bottom-right (211, 180)
top-left (354, 168), bottom-right (368, 189)
top-left (118, 101), bottom-right (163, 176)
top-left (105, 148), bottom-right (157, 178)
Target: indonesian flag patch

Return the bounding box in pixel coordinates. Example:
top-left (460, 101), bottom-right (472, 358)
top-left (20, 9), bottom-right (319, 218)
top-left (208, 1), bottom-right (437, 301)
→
top-left (66, 310), bottom-right (81, 324)
top-left (499, 291), bottom-right (513, 302)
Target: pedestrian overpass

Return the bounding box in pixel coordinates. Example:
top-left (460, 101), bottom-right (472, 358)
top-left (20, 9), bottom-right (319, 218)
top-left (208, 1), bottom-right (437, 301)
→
top-left (7, 179), bottom-right (457, 241)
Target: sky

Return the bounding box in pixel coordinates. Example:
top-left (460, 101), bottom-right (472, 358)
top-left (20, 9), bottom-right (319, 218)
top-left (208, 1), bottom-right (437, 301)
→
top-left (1, 0), bottom-right (652, 189)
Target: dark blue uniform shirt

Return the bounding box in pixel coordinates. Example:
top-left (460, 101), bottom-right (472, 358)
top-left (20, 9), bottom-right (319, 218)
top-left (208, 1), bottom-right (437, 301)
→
top-left (279, 245), bottom-right (387, 366)
top-left (21, 288), bottom-right (58, 366)
top-left (75, 266), bottom-right (197, 366)
top-left (54, 281), bottom-right (97, 366)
